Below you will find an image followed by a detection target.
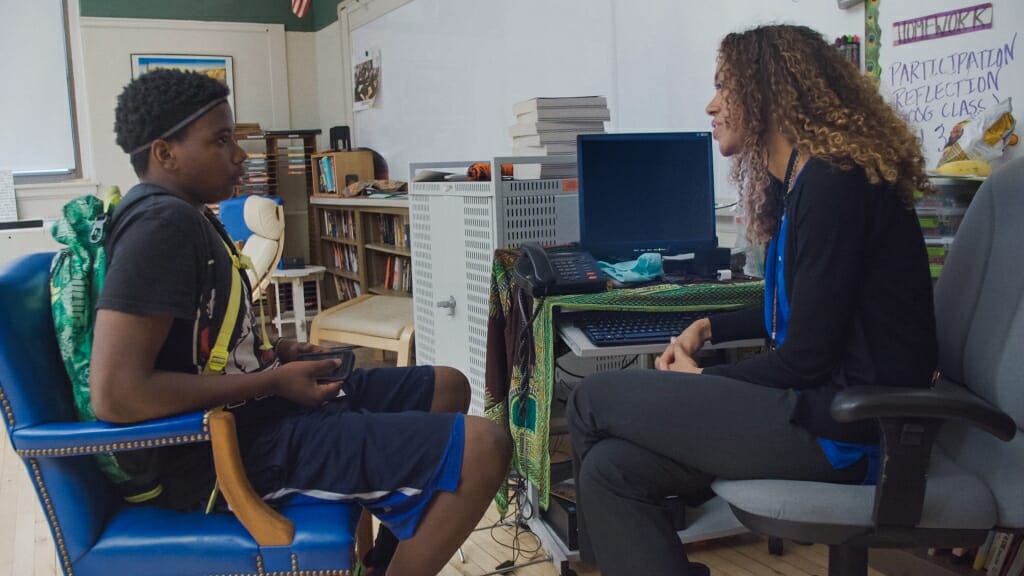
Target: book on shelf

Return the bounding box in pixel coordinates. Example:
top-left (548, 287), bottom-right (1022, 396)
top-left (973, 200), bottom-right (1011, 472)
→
top-left (512, 96), bottom-right (608, 116)
top-left (976, 532), bottom-right (998, 571)
top-left (374, 213), bottom-right (407, 247)
top-left (382, 255), bottom-right (411, 293)
top-left (1004, 536), bottom-right (1024, 576)
top-left (988, 533), bottom-right (1020, 576)
top-left (334, 277), bottom-right (361, 301)
top-left (317, 156), bottom-right (337, 194)
top-left (330, 244), bottom-right (358, 273)
top-left (515, 106), bottom-right (610, 124)
top-left (509, 121), bottom-right (606, 138)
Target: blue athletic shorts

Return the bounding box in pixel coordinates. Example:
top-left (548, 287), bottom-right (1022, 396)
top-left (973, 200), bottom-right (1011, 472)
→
top-left (232, 365), bottom-right (465, 540)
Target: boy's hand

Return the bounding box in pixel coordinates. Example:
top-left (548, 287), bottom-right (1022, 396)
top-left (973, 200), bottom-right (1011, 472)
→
top-left (272, 359), bottom-right (345, 405)
top-left (275, 339), bottom-right (326, 364)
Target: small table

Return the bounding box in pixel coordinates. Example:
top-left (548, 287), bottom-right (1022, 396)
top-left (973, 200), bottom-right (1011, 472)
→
top-left (270, 265), bottom-right (326, 342)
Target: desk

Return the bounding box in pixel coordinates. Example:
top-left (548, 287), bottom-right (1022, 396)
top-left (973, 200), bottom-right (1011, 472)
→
top-left (484, 249), bottom-right (764, 514)
top-left (270, 265), bottom-right (326, 342)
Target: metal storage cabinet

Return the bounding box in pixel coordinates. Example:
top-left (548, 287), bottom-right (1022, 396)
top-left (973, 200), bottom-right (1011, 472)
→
top-left (408, 157), bottom-right (579, 415)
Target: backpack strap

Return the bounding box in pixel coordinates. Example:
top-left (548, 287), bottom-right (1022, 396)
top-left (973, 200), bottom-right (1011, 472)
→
top-left (203, 237), bottom-right (246, 374)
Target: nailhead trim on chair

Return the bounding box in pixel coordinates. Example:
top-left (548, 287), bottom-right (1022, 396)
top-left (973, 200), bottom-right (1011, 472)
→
top-left (210, 556), bottom-right (352, 576)
top-left (16, 433), bottom-right (210, 458)
top-left (16, 412), bottom-right (212, 458)
top-left (28, 458), bottom-right (75, 576)
top-left (0, 385), bottom-right (14, 428)
top-left (206, 565), bottom-right (352, 569)
top-left (207, 553), bottom-right (353, 575)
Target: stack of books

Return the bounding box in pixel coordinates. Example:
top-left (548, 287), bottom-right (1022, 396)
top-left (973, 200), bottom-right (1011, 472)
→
top-left (509, 96), bottom-right (609, 179)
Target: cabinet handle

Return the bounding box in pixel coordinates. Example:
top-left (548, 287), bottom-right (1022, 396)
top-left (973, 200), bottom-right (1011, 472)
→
top-left (435, 296), bottom-right (456, 316)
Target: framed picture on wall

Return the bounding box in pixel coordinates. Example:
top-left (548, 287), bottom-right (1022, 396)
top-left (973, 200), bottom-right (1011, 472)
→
top-left (130, 54), bottom-right (235, 112)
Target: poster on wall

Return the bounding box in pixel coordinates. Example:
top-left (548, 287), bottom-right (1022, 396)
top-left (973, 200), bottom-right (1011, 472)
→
top-left (353, 49), bottom-right (381, 112)
top-left (131, 54), bottom-right (235, 113)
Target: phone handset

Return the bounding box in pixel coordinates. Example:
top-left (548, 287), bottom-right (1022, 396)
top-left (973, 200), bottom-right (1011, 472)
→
top-left (517, 242), bottom-right (556, 290)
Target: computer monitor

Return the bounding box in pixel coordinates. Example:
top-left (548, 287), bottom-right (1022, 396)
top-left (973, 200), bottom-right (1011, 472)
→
top-left (577, 132), bottom-right (718, 262)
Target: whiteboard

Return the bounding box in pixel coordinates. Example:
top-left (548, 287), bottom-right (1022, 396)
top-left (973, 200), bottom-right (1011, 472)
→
top-left (877, 0), bottom-right (1024, 168)
top-left (351, 0), bottom-right (863, 199)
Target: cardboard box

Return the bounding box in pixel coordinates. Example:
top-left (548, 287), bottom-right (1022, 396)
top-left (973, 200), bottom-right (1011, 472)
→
top-left (312, 151), bottom-right (375, 197)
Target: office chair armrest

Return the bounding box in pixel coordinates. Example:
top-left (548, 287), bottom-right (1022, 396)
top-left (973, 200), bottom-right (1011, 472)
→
top-left (832, 385), bottom-right (1016, 527)
top-left (10, 411), bottom-right (208, 456)
top-left (831, 385), bottom-right (1016, 441)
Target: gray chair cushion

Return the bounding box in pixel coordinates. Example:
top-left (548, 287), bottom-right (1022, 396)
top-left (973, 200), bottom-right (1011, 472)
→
top-left (712, 447), bottom-right (996, 530)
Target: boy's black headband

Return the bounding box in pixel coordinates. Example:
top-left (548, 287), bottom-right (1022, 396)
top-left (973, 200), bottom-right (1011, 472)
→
top-left (129, 96), bottom-right (229, 156)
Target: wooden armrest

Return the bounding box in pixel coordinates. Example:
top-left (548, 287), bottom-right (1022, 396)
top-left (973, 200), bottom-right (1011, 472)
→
top-left (208, 409), bottom-right (295, 546)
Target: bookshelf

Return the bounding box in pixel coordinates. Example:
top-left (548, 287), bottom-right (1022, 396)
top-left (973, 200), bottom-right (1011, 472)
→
top-left (918, 175), bottom-right (985, 281)
top-left (232, 128), bottom-right (321, 265)
top-left (309, 197), bottom-right (411, 306)
top-left (234, 129), bottom-right (320, 199)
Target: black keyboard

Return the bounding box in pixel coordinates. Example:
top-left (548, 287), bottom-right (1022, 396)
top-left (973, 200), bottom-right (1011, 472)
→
top-left (569, 310), bottom-right (705, 347)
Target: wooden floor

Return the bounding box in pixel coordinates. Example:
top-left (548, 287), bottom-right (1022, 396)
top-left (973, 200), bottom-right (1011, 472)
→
top-left (0, 344), bottom-right (886, 575)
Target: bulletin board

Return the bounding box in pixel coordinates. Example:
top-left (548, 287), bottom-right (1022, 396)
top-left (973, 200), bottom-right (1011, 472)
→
top-left (874, 0), bottom-right (1024, 167)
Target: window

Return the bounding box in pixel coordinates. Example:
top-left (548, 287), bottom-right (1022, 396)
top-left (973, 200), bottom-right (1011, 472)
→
top-left (0, 0), bottom-right (80, 180)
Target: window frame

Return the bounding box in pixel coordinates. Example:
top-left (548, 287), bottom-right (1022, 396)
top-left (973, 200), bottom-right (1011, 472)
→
top-left (12, 0), bottom-right (82, 185)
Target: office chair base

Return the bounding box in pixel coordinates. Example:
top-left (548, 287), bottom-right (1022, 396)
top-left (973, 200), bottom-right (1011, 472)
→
top-left (829, 544), bottom-right (868, 576)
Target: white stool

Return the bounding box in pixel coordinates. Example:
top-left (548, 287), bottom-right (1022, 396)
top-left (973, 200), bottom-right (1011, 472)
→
top-left (270, 265), bottom-right (326, 342)
top-left (309, 295), bottom-right (415, 367)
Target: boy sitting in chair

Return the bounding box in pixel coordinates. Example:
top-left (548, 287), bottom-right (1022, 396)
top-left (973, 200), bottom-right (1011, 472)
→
top-left (90, 68), bottom-right (510, 576)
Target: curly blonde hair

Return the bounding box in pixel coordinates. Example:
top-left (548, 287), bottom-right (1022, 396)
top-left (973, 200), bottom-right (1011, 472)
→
top-left (718, 25), bottom-right (931, 245)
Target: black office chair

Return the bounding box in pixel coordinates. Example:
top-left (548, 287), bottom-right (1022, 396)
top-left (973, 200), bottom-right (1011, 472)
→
top-left (711, 158), bottom-right (1024, 575)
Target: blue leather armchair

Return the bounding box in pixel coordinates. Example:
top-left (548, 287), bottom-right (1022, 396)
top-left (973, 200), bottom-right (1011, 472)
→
top-left (0, 252), bottom-right (360, 575)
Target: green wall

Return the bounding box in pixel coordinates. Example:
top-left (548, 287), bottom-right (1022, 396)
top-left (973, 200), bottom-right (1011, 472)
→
top-left (80, 0), bottom-right (341, 32)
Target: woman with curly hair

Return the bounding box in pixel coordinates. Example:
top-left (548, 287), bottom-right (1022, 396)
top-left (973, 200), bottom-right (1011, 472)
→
top-left (567, 24), bottom-right (937, 576)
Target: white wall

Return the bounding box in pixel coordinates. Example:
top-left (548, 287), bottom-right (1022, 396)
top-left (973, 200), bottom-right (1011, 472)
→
top-left (286, 31), bottom-right (320, 131)
top-left (316, 20), bottom-right (348, 153)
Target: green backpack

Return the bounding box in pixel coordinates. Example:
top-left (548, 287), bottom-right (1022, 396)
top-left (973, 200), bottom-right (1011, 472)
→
top-left (48, 188), bottom-right (161, 501)
top-left (50, 188), bottom-right (251, 503)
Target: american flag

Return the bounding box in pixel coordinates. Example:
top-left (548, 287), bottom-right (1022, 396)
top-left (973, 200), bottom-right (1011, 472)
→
top-left (291, 0), bottom-right (310, 18)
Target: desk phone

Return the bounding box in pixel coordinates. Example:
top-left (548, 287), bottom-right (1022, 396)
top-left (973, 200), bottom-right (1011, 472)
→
top-left (514, 242), bottom-right (607, 297)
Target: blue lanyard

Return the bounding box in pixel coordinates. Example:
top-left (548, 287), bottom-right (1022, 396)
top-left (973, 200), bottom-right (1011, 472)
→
top-left (764, 149), bottom-right (799, 348)
top-left (765, 215), bottom-right (791, 346)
